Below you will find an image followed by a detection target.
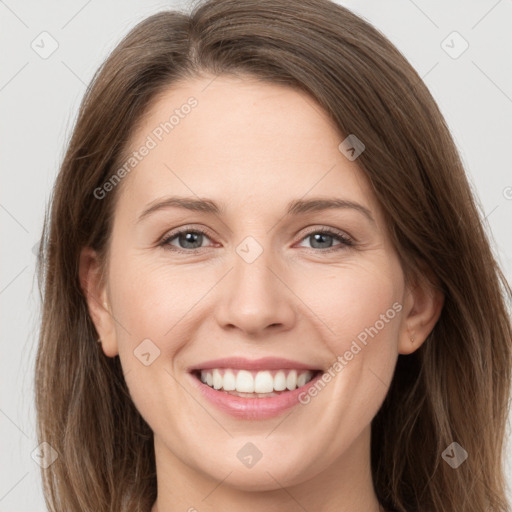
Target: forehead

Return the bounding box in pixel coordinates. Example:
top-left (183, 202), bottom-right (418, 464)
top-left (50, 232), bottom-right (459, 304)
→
top-left (115, 75), bottom-right (381, 222)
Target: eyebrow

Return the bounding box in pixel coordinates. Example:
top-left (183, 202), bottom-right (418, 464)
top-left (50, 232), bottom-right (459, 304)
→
top-left (137, 196), bottom-right (375, 225)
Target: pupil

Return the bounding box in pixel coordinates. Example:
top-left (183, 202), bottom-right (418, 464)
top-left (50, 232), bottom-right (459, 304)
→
top-left (312, 233), bottom-right (332, 248)
top-left (181, 232), bottom-right (201, 248)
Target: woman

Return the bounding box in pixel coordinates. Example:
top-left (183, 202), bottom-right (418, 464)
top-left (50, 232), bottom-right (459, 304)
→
top-left (34, 0), bottom-right (512, 510)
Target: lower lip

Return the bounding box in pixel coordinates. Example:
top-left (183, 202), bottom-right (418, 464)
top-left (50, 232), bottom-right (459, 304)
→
top-left (188, 371), bottom-right (324, 420)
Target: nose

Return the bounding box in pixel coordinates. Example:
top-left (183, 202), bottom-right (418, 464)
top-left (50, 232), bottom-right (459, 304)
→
top-left (214, 247), bottom-right (297, 337)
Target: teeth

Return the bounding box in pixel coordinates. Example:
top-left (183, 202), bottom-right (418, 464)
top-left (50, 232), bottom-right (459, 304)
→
top-left (274, 370), bottom-right (287, 391)
top-left (286, 370), bottom-right (297, 391)
top-left (297, 372), bottom-right (308, 387)
top-left (236, 370), bottom-right (254, 392)
top-left (223, 370), bottom-right (236, 391)
top-left (199, 368), bottom-right (316, 393)
top-left (254, 371), bottom-right (274, 393)
top-left (212, 369), bottom-right (222, 390)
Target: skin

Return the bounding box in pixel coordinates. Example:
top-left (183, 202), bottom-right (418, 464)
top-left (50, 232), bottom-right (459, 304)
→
top-left (80, 74), bottom-right (444, 512)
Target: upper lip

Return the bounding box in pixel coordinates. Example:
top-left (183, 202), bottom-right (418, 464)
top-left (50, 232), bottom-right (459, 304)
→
top-left (188, 357), bottom-right (321, 372)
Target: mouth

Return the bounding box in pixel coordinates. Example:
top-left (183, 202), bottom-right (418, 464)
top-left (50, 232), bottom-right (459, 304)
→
top-left (190, 368), bottom-right (322, 398)
top-left (186, 357), bottom-right (324, 420)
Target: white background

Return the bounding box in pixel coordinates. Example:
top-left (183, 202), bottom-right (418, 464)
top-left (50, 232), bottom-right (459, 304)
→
top-left (1, 0), bottom-right (511, 510)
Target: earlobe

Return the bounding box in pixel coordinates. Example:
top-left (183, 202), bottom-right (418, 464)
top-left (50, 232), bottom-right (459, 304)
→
top-left (398, 275), bottom-right (444, 355)
top-left (79, 247), bottom-right (119, 357)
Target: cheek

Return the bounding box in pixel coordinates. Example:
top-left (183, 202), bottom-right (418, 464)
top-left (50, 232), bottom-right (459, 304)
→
top-left (284, 260), bottom-right (404, 462)
top-left (108, 254), bottom-right (199, 347)
top-left (106, 256), bottom-right (198, 427)
top-left (299, 258), bottom-right (404, 358)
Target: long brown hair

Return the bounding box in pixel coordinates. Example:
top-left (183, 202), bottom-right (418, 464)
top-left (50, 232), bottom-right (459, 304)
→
top-left (35, 0), bottom-right (512, 510)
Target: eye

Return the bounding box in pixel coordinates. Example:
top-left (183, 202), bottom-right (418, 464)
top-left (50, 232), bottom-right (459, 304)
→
top-left (160, 226), bottom-right (213, 253)
top-left (296, 227), bottom-right (354, 252)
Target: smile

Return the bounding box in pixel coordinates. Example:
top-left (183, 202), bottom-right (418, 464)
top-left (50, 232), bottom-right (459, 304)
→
top-left (187, 357), bottom-right (324, 420)
top-left (194, 368), bottom-right (318, 396)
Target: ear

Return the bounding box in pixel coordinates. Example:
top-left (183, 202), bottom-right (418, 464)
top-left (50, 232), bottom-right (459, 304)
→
top-left (79, 247), bottom-right (118, 357)
top-left (398, 273), bottom-right (444, 355)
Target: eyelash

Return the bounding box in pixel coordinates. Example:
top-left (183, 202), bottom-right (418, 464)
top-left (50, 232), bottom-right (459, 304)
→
top-left (158, 225), bottom-right (355, 254)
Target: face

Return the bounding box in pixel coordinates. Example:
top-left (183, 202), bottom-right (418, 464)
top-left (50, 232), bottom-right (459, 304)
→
top-left (93, 74), bottom-right (414, 491)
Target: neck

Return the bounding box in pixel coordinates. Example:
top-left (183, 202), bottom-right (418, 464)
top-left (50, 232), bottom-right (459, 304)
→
top-left (150, 424), bottom-right (382, 512)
